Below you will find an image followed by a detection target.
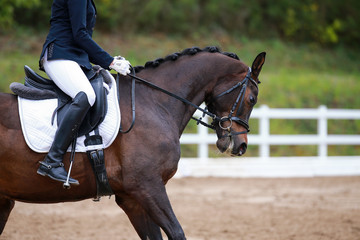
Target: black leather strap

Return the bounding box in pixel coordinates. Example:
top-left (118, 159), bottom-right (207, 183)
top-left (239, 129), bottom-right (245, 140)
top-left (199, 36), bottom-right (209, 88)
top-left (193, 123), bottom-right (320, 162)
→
top-left (117, 67), bottom-right (136, 134)
top-left (84, 129), bottom-right (113, 199)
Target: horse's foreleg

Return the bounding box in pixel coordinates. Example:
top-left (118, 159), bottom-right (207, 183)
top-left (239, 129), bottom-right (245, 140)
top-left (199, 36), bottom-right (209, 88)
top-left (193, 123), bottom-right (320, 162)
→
top-left (123, 179), bottom-right (186, 240)
top-left (115, 194), bottom-right (163, 240)
top-left (0, 198), bottom-right (15, 235)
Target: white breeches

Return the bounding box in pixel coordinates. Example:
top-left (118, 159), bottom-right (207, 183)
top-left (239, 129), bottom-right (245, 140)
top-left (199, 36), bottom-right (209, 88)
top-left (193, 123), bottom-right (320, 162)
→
top-left (42, 50), bottom-right (96, 106)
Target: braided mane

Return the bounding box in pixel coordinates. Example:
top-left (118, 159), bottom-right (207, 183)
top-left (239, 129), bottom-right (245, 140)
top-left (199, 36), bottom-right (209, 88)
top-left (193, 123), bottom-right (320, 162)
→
top-left (133, 46), bottom-right (240, 73)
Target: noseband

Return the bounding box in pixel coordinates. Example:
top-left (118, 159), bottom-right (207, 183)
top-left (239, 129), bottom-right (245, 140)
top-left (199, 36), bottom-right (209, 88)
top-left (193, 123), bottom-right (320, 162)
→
top-left (120, 67), bottom-right (257, 138)
top-left (211, 67), bottom-right (258, 138)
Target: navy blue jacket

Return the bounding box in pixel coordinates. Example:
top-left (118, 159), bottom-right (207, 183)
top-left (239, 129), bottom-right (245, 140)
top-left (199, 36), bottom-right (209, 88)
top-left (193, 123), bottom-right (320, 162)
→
top-left (40, 0), bottom-right (114, 71)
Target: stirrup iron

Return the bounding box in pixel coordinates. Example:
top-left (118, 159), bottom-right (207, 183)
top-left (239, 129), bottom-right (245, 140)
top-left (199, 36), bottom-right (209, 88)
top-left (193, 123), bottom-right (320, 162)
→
top-left (63, 136), bottom-right (77, 189)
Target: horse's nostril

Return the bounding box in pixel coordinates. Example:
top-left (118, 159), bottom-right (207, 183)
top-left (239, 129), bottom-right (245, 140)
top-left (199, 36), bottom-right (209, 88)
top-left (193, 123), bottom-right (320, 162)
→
top-left (232, 142), bottom-right (248, 156)
top-left (240, 142), bottom-right (247, 155)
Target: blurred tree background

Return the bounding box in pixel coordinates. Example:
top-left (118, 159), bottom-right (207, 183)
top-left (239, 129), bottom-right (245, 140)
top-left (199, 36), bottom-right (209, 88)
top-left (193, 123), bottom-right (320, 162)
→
top-left (1, 0), bottom-right (359, 47)
top-left (0, 0), bottom-right (359, 157)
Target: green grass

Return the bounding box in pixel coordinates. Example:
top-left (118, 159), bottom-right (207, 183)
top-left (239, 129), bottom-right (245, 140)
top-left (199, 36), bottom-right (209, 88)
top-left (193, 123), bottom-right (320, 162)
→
top-left (262, 70), bottom-right (360, 108)
top-left (1, 31), bottom-right (359, 157)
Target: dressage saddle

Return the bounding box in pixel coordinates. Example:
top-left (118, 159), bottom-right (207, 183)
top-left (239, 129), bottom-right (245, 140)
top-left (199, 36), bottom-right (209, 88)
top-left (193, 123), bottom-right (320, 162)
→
top-left (11, 65), bottom-right (109, 137)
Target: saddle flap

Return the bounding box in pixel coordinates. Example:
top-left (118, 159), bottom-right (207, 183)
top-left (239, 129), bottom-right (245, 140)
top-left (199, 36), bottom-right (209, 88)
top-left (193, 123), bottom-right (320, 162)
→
top-left (78, 76), bottom-right (108, 136)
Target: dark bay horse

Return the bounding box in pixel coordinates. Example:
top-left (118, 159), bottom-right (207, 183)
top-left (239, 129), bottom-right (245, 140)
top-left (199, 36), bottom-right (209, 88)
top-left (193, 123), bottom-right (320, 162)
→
top-left (0, 47), bottom-right (265, 239)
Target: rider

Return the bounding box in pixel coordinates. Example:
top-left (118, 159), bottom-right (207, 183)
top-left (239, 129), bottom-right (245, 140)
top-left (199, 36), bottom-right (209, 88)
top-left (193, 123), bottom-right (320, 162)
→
top-left (37, 0), bottom-right (130, 185)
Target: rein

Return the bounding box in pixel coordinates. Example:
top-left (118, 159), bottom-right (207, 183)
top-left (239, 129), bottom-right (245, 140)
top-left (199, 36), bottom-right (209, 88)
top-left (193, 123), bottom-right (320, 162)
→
top-left (117, 67), bottom-right (256, 138)
top-left (117, 68), bottom-right (136, 133)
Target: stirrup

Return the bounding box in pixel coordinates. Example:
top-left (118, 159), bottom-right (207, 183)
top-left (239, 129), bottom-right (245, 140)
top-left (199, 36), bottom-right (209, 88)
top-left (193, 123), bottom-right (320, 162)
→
top-left (37, 161), bottom-right (79, 186)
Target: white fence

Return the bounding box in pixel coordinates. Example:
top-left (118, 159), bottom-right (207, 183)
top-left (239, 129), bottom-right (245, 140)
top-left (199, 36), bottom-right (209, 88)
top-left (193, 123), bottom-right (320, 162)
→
top-left (177, 105), bottom-right (360, 177)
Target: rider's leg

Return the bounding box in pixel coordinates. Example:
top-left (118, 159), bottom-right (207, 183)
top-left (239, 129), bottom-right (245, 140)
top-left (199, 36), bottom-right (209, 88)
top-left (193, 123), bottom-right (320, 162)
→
top-left (43, 50), bottom-right (96, 106)
top-left (37, 53), bottom-right (95, 185)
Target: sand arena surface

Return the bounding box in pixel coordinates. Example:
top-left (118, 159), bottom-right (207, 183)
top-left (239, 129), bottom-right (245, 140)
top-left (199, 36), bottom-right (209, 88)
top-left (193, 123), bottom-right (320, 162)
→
top-left (2, 177), bottom-right (360, 240)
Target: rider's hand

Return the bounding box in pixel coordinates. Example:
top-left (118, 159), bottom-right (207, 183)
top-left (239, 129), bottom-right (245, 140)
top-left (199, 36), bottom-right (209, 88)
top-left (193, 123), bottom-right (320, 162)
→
top-left (109, 56), bottom-right (131, 76)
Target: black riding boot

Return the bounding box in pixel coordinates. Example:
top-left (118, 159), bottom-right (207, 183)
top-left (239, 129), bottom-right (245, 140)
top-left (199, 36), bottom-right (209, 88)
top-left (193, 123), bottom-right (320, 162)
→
top-left (37, 92), bottom-right (91, 185)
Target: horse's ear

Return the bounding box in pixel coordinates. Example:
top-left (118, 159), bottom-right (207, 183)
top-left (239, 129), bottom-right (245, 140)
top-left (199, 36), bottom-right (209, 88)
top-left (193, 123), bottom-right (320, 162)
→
top-left (251, 52), bottom-right (266, 80)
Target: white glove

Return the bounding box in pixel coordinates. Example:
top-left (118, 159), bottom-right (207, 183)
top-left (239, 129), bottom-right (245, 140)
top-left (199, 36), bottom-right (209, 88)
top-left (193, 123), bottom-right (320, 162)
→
top-left (109, 56), bottom-right (131, 76)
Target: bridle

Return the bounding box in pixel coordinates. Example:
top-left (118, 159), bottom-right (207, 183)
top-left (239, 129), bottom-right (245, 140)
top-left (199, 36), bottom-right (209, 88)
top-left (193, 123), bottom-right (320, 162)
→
top-left (211, 67), bottom-right (258, 138)
top-left (117, 67), bottom-right (258, 138)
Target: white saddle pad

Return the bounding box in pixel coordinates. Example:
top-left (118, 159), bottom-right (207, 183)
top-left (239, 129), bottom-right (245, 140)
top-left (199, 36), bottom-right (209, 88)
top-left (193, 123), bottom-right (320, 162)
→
top-left (18, 75), bottom-right (121, 153)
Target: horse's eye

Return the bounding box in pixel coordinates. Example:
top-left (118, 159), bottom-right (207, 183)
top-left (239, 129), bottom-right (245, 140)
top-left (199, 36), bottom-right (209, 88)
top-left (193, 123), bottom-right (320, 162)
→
top-left (250, 96), bottom-right (257, 105)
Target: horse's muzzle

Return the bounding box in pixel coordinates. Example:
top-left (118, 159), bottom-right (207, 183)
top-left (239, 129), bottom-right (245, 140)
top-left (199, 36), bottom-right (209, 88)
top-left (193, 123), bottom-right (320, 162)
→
top-left (216, 131), bottom-right (248, 156)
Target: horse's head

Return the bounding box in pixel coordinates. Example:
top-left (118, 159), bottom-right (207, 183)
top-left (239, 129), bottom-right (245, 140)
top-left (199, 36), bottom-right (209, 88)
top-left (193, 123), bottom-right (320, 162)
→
top-left (207, 52), bottom-right (266, 156)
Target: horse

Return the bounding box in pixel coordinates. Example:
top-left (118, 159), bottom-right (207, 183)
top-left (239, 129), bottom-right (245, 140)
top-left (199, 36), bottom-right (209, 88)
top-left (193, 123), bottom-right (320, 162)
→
top-left (0, 46), bottom-right (265, 240)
